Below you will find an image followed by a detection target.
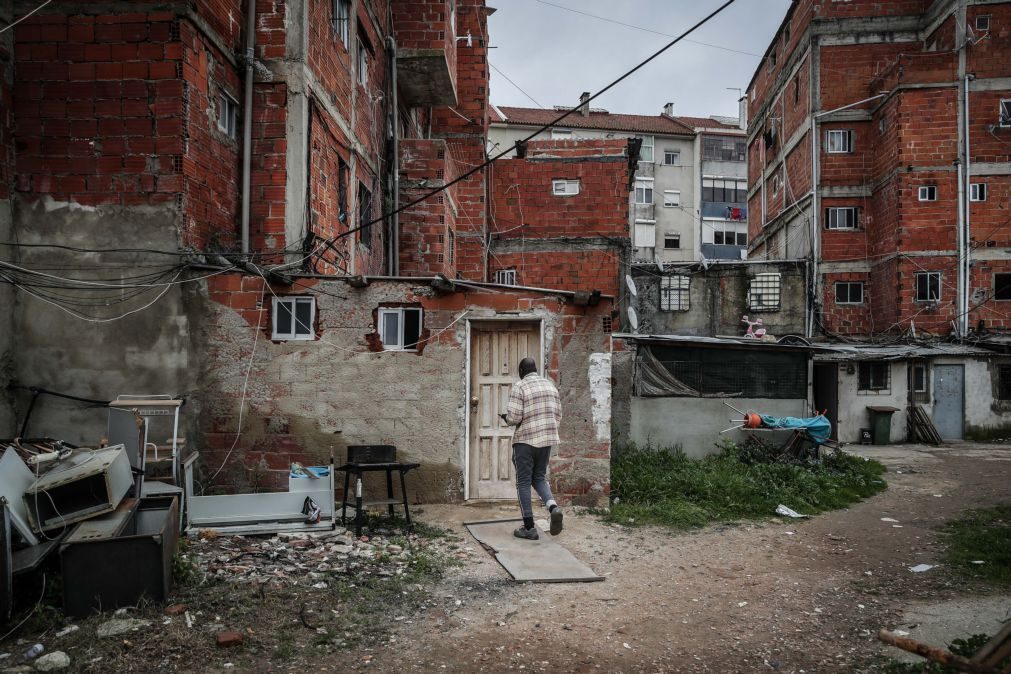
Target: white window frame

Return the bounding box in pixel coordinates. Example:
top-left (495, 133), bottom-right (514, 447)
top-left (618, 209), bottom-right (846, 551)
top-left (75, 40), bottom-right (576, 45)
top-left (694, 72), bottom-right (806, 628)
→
top-left (835, 281), bottom-right (864, 305)
top-left (1001, 99), bottom-right (1011, 127)
top-left (975, 14), bottom-right (990, 31)
top-left (918, 185), bottom-right (937, 201)
top-left (662, 190), bottom-right (680, 208)
top-left (748, 273), bottom-right (781, 311)
top-left (378, 307), bottom-right (423, 351)
top-left (825, 206), bottom-right (858, 230)
top-left (636, 135), bottom-right (654, 163)
top-left (970, 183), bottom-right (987, 202)
top-left (772, 174), bottom-right (781, 194)
top-left (825, 129), bottom-right (854, 153)
top-left (550, 128), bottom-right (572, 139)
top-left (217, 91), bottom-right (238, 139)
top-left (708, 219), bottom-right (747, 247)
top-left (552, 179), bottom-right (580, 196)
top-left (659, 275), bottom-right (690, 312)
top-left (663, 234), bottom-right (681, 250)
top-left (494, 269), bottom-right (517, 286)
top-left (914, 271), bottom-right (942, 302)
top-left (333, 0), bottom-right (350, 47)
top-left (634, 177), bottom-right (654, 205)
top-left (357, 35), bottom-right (370, 87)
top-left (662, 150), bottom-right (680, 166)
top-left (634, 221), bottom-right (656, 248)
top-left (911, 363), bottom-right (929, 394)
top-left (272, 296), bottom-right (316, 341)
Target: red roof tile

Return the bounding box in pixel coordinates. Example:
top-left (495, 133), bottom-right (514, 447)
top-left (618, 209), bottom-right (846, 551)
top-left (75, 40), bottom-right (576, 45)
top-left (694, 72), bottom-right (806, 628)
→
top-left (674, 116), bottom-right (743, 131)
top-left (494, 106), bottom-right (696, 136)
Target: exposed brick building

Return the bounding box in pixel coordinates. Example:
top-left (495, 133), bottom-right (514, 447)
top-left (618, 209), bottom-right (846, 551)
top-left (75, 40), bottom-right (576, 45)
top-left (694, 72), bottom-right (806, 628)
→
top-left (746, 0), bottom-right (1011, 340)
top-left (0, 0), bottom-right (625, 503)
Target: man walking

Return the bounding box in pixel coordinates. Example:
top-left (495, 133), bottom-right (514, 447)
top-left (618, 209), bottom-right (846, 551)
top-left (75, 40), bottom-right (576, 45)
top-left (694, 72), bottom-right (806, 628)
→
top-left (501, 357), bottom-right (563, 540)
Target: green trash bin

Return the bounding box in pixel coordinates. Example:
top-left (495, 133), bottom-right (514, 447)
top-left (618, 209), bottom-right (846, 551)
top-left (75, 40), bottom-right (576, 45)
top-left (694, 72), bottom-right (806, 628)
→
top-left (866, 406), bottom-right (899, 444)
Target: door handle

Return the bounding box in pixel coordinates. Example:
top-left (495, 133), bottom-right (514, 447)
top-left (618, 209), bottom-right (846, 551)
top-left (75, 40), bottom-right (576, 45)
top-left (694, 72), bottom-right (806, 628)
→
top-left (470, 396), bottom-right (479, 409)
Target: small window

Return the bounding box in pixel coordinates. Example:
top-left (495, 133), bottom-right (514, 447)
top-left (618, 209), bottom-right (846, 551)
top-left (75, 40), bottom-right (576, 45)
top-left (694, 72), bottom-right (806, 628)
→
top-left (748, 273), bottom-right (781, 311)
top-left (550, 128), bottom-right (572, 139)
top-left (999, 365), bottom-right (1011, 401)
top-left (1001, 100), bottom-right (1011, 127)
top-left (663, 150), bottom-right (680, 166)
top-left (447, 229), bottom-right (455, 265)
top-left (357, 182), bottom-right (373, 247)
top-left (995, 273), bottom-right (1011, 301)
top-left (660, 275), bottom-right (690, 312)
top-left (634, 178), bottom-right (654, 205)
top-left (379, 307), bottom-right (422, 351)
top-left (634, 221), bottom-right (656, 248)
top-left (769, 47), bottom-right (777, 68)
top-left (970, 183), bottom-right (987, 202)
top-left (663, 235), bottom-right (681, 250)
top-left (663, 190), bottom-right (680, 208)
top-left (826, 129), bottom-right (853, 153)
top-left (217, 91), bottom-right (239, 139)
top-left (915, 271), bottom-right (941, 302)
top-left (911, 363), bottom-right (928, 394)
top-left (552, 179), bottom-right (580, 196)
top-left (859, 362), bottom-right (890, 392)
top-left (272, 296), bottom-right (316, 340)
top-left (636, 135), bottom-right (654, 163)
top-left (772, 174), bottom-right (781, 194)
top-left (357, 26), bottom-right (372, 87)
top-left (710, 220), bottom-right (747, 246)
top-left (835, 281), bottom-right (864, 304)
top-left (495, 269), bottom-right (517, 286)
top-left (333, 0), bottom-right (351, 47)
top-left (918, 185), bottom-right (937, 201)
top-left (976, 14), bottom-right (990, 32)
top-left (825, 207), bottom-right (858, 230)
top-left (793, 77), bottom-right (799, 104)
top-left (784, 23), bottom-right (791, 45)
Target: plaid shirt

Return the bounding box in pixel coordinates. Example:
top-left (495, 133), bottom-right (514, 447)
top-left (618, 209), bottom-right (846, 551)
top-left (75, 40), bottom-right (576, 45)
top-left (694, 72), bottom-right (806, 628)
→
top-left (505, 373), bottom-right (562, 448)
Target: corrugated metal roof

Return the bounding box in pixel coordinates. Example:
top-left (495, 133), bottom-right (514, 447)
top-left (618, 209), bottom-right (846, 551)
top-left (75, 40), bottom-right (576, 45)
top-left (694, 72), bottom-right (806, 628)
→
top-left (613, 333), bottom-right (818, 351)
top-left (813, 343), bottom-right (995, 362)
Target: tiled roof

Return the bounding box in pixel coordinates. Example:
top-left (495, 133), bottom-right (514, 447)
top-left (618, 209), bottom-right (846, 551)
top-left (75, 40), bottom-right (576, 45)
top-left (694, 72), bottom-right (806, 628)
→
top-left (493, 106), bottom-right (696, 136)
top-left (675, 115), bottom-right (744, 132)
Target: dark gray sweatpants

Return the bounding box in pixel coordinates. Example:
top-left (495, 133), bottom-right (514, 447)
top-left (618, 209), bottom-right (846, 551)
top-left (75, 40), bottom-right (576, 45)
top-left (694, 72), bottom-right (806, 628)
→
top-left (512, 442), bottom-right (555, 519)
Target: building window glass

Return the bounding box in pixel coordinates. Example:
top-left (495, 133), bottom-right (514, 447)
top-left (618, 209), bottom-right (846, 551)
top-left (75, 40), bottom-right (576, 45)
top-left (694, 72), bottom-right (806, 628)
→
top-left (379, 307), bottom-right (423, 351)
top-left (550, 128), bottom-right (572, 139)
top-left (634, 178), bottom-right (654, 205)
top-left (970, 183), bottom-right (987, 202)
top-left (702, 177), bottom-right (747, 203)
top-left (663, 150), bottom-right (681, 166)
top-left (995, 273), bottom-right (1011, 301)
top-left (835, 281), bottom-right (864, 304)
top-left (911, 363), bottom-right (929, 402)
top-left (552, 179), bottom-right (580, 196)
top-left (709, 220), bottom-right (747, 246)
top-left (634, 221), bottom-right (656, 248)
top-left (636, 135), bottom-right (654, 163)
top-left (217, 91), bottom-right (239, 139)
top-left (333, 0), bottom-right (351, 47)
top-left (918, 185), bottom-right (937, 201)
top-left (748, 273), bottom-right (781, 311)
top-left (825, 129), bottom-right (854, 153)
top-left (272, 296), bottom-right (316, 340)
top-left (859, 362), bottom-right (890, 392)
top-left (663, 190), bottom-right (680, 208)
top-left (914, 271), bottom-right (941, 302)
top-left (660, 275), bottom-right (690, 311)
top-left (702, 137), bottom-right (746, 162)
top-left (663, 235), bottom-right (680, 250)
top-left (357, 25), bottom-right (372, 87)
top-left (825, 207), bottom-right (858, 230)
top-left (1001, 100), bottom-right (1011, 127)
top-left (495, 269), bottom-right (517, 286)
top-left (357, 183), bottom-right (373, 247)
top-left (976, 14), bottom-right (991, 31)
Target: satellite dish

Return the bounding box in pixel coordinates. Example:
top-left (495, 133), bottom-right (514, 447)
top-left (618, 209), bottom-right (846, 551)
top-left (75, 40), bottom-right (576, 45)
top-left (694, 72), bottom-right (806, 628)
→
top-left (699, 253), bottom-right (710, 271)
top-left (625, 274), bottom-right (638, 297)
top-left (627, 306), bottom-right (639, 331)
top-left (654, 252), bottom-right (664, 273)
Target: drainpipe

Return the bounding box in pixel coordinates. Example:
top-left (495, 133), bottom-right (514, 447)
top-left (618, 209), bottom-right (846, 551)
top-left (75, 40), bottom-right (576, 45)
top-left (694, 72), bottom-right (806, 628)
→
top-left (386, 36), bottom-right (399, 276)
top-left (240, 0), bottom-right (256, 255)
top-left (962, 72), bottom-right (973, 337)
top-left (809, 113), bottom-right (818, 339)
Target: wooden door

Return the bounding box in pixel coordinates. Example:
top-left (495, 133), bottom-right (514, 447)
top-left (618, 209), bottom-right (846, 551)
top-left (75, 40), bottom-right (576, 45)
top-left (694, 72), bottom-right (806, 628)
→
top-left (468, 322), bottom-right (540, 499)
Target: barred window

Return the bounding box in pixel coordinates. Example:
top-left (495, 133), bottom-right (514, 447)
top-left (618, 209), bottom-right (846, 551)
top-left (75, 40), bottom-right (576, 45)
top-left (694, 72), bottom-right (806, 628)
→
top-left (859, 362), bottom-right (890, 392)
top-left (702, 136), bottom-right (746, 162)
top-left (748, 273), bottom-right (781, 311)
top-left (659, 275), bottom-right (690, 312)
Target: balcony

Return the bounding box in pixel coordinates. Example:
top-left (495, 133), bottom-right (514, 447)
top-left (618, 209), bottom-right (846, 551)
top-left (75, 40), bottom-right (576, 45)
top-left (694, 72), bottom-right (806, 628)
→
top-left (701, 201), bottom-right (747, 220)
top-left (393, 0), bottom-right (458, 107)
top-left (702, 243), bottom-right (747, 261)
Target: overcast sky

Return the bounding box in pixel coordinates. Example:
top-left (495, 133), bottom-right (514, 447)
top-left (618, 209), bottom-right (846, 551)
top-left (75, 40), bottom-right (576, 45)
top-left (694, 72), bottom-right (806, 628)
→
top-left (487, 0), bottom-right (792, 119)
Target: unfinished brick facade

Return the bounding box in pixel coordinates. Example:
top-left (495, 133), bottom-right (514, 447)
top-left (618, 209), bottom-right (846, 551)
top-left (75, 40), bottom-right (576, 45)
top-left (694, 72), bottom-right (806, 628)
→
top-left (747, 0), bottom-right (1011, 338)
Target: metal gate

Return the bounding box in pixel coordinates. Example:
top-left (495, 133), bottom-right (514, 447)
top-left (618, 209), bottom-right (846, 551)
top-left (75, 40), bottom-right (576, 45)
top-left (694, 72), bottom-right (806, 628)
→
top-left (932, 364), bottom-right (964, 440)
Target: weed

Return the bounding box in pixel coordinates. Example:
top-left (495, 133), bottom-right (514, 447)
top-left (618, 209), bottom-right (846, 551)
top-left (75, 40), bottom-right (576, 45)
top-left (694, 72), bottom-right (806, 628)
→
top-left (273, 631), bottom-right (296, 661)
top-left (941, 504), bottom-right (1011, 586)
top-left (880, 633), bottom-right (1008, 673)
top-left (605, 442), bottom-right (887, 529)
top-left (172, 539), bottom-right (201, 587)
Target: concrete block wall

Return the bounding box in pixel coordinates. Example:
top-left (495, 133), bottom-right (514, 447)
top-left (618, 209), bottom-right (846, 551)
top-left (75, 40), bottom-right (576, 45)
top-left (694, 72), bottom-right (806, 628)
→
top-left (390, 0), bottom-right (456, 92)
top-left (397, 138), bottom-right (456, 276)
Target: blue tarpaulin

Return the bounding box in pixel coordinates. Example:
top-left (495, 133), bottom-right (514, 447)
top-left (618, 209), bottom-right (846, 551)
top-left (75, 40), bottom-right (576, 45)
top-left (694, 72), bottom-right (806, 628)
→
top-left (759, 414), bottom-right (833, 446)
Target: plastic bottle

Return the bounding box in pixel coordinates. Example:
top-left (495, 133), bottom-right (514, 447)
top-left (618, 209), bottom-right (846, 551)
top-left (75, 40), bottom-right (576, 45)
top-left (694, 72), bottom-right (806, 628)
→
top-left (23, 644), bottom-right (44, 661)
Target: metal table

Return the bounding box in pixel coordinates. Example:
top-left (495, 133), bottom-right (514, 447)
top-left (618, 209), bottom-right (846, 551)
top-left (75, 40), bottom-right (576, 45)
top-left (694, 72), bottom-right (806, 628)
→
top-left (337, 445), bottom-right (419, 537)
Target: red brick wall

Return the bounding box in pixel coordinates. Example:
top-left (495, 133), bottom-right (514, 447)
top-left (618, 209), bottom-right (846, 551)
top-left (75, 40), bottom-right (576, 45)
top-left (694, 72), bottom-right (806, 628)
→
top-left (968, 2), bottom-right (1011, 79)
top-left (255, 0), bottom-right (287, 60)
top-left (306, 98), bottom-right (353, 274)
top-left (821, 271), bottom-right (873, 335)
top-left (248, 83), bottom-right (288, 258)
top-left (391, 0), bottom-right (456, 95)
top-left (307, 0), bottom-right (354, 124)
top-left (398, 138), bottom-right (456, 276)
top-left (489, 249), bottom-right (620, 296)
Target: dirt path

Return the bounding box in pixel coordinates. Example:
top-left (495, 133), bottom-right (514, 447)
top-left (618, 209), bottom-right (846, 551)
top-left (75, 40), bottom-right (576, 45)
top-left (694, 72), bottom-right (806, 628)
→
top-left (345, 442), bottom-right (1011, 673)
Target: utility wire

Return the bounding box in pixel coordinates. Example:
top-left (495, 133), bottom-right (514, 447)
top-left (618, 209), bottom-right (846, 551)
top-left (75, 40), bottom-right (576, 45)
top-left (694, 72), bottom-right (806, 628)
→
top-left (315, 0), bottom-right (741, 250)
top-left (0, 0), bottom-right (51, 34)
top-left (489, 62), bottom-right (545, 108)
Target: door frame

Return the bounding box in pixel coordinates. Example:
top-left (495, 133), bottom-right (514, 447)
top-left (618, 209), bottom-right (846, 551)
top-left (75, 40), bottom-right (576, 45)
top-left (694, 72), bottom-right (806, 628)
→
top-left (932, 362), bottom-right (965, 440)
top-left (463, 316), bottom-right (544, 501)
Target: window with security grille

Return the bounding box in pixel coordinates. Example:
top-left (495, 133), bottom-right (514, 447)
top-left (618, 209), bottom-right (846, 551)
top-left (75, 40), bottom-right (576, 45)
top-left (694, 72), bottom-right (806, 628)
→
top-left (664, 235), bottom-right (681, 249)
top-left (659, 275), bottom-right (690, 311)
top-left (915, 271), bottom-right (941, 302)
top-left (825, 207), bottom-right (858, 230)
top-left (859, 362), bottom-right (890, 392)
top-left (748, 273), bottom-right (781, 311)
top-left (702, 137), bottom-right (746, 162)
top-left (835, 281), bottom-right (864, 304)
top-left (333, 0), bottom-right (350, 47)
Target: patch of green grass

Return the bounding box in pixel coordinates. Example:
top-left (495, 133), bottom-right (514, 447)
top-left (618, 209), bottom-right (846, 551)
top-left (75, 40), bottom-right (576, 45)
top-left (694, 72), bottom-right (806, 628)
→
top-left (879, 633), bottom-right (1009, 673)
top-left (273, 631), bottom-right (296, 661)
top-left (942, 504), bottom-right (1011, 586)
top-left (604, 441), bottom-right (887, 529)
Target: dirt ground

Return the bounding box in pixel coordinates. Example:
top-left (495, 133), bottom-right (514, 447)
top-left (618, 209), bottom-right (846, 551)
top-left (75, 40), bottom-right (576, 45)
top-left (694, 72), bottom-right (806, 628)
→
top-left (343, 442), bottom-right (1011, 673)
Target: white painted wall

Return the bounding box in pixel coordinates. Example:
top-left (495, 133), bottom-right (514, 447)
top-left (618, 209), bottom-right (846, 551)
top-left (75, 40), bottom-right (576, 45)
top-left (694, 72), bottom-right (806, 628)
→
top-left (835, 361), bottom-right (908, 444)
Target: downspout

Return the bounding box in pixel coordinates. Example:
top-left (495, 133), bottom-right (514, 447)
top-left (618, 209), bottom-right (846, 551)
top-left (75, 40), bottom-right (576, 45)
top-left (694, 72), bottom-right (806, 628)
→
top-left (809, 113), bottom-right (818, 339)
top-left (386, 36), bottom-right (399, 276)
top-left (240, 0), bottom-right (256, 255)
top-left (962, 72), bottom-right (972, 336)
